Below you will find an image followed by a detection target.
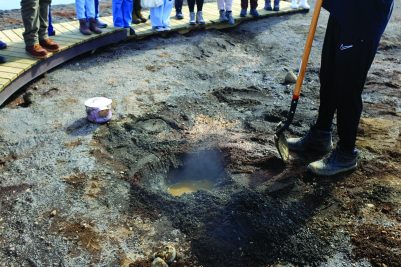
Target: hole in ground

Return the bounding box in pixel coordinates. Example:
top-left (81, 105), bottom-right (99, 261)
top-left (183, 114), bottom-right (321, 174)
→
top-left (166, 149), bottom-right (227, 197)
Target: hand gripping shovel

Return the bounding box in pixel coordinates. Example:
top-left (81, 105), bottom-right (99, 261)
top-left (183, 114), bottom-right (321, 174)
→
top-left (274, 0), bottom-right (323, 162)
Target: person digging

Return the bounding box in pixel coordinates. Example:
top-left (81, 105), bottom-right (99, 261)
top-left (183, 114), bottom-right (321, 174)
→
top-left (287, 0), bottom-right (394, 176)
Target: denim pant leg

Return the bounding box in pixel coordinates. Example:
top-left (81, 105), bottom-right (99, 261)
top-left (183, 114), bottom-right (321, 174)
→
top-left (122, 0), bottom-right (133, 27)
top-left (113, 0), bottom-right (124, 27)
top-left (162, 0), bottom-right (173, 27)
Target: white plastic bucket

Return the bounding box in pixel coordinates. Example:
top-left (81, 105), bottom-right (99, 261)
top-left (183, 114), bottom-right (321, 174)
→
top-left (84, 97), bottom-right (112, 123)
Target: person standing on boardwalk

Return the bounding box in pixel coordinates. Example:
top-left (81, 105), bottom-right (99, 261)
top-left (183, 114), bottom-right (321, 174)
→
top-left (85, 0), bottom-right (108, 28)
top-left (20, 0), bottom-right (60, 59)
top-left (76, 0), bottom-right (103, 35)
top-left (188, 0), bottom-right (205, 25)
top-left (150, 0), bottom-right (173, 32)
top-left (264, 0), bottom-right (280, 11)
top-left (217, 0), bottom-right (235, 25)
top-left (287, 0), bottom-right (394, 176)
top-left (240, 0), bottom-right (259, 17)
top-left (132, 0), bottom-right (148, 24)
top-left (0, 40), bottom-right (6, 63)
top-left (112, 0), bottom-right (134, 32)
top-left (174, 0), bottom-right (184, 20)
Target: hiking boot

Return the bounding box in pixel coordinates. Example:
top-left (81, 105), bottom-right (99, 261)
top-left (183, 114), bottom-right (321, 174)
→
top-left (287, 126), bottom-right (333, 155)
top-left (175, 11), bottom-right (184, 20)
top-left (0, 55), bottom-right (6, 63)
top-left (189, 12), bottom-right (196, 25)
top-left (307, 146), bottom-right (358, 176)
top-left (299, 0), bottom-right (310, 9)
top-left (196, 11), bottom-right (205, 24)
top-left (132, 12), bottom-right (141, 24)
top-left (240, 9), bottom-right (247, 17)
top-left (273, 0), bottom-right (280, 11)
top-left (0, 40), bottom-right (6, 50)
top-left (219, 9), bottom-right (228, 22)
top-left (89, 18), bottom-right (102, 34)
top-left (250, 9), bottom-right (259, 17)
top-left (264, 0), bottom-right (273, 10)
top-left (26, 44), bottom-right (48, 59)
top-left (39, 38), bottom-right (60, 52)
top-left (137, 11), bottom-right (147, 23)
top-left (79, 19), bottom-right (92, 35)
top-left (226, 11), bottom-right (235, 25)
top-left (96, 19), bottom-right (108, 28)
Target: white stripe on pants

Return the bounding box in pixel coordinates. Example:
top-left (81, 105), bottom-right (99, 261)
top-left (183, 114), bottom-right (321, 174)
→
top-left (75, 0), bottom-right (95, 19)
top-left (217, 0), bottom-right (233, 11)
top-left (150, 0), bottom-right (174, 27)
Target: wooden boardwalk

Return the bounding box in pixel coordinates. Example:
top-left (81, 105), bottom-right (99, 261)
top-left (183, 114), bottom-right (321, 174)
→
top-left (0, 1), bottom-right (306, 106)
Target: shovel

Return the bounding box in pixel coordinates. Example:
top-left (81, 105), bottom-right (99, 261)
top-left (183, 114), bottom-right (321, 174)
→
top-left (274, 0), bottom-right (324, 162)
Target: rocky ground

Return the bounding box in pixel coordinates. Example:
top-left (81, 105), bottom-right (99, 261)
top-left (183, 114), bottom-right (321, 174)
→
top-left (0, 1), bottom-right (400, 266)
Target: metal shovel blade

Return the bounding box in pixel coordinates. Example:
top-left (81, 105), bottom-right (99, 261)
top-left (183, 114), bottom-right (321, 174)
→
top-left (274, 122), bottom-right (290, 162)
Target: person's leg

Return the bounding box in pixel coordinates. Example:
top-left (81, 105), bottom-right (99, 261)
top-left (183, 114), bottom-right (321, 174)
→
top-left (132, 0), bottom-right (141, 23)
top-left (150, 5), bottom-right (163, 28)
top-left (112, 0), bottom-right (124, 27)
top-left (122, 0), bottom-right (133, 27)
top-left (240, 0), bottom-right (248, 9)
top-left (188, 0), bottom-right (195, 12)
top-left (87, 0), bottom-right (102, 33)
top-left (95, 0), bottom-right (108, 27)
top-left (38, 0), bottom-right (49, 36)
top-left (315, 16), bottom-right (339, 132)
top-left (196, 0), bottom-right (204, 11)
top-left (21, 0), bottom-right (40, 47)
top-left (225, 0), bottom-right (234, 24)
top-left (175, 0), bottom-right (183, 13)
top-left (249, 0), bottom-right (259, 16)
top-left (162, 0), bottom-right (174, 28)
top-left (335, 39), bottom-right (379, 152)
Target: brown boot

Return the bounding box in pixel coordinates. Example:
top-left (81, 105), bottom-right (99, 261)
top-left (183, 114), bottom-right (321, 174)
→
top-left (89, 18), bottom-right (102, 34)
top-left (132, 11), bottom-right (141, 24)
top-left (39, 38), bottom-right (60, 52)
top-left (26, 44), bottom-right (48, 59)
top-left (79, 19), bottom-right (92, 35)
top-left (137, 10), bottom-right (147, 23)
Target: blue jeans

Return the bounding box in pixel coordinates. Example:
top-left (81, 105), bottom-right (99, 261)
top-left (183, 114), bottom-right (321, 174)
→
top-left (112, 0), bottom-right (133, 27)
top-left (150, 0), bottom-right (173, 27)
top-left (76, 0), bottom-right (95, 19)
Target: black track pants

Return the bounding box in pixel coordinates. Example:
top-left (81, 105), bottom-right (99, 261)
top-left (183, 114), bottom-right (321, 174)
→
top-left (315, 15), bottom-right (383, 152)
top-left (188, 0), bottom-right (204, 12)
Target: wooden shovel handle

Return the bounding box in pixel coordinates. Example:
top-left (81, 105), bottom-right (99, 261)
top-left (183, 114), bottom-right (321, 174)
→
top-left (293, 0), bottom-right (323, 99)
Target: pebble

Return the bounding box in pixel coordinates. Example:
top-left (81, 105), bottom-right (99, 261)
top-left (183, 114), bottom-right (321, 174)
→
top-left (154, 245), bottom-right (176, 263)
top-left (50, 210), bottom-right (57, 217)
top-left (367, 203), bottom-right (375, 208)
top-left (151, 257), bottom-right (168, 267)
top-left (284, 71), bottom-right (298, 84)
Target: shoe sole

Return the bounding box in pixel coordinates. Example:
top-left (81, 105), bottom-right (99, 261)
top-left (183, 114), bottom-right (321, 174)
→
top-left (26, 52), bottom-right (47, 59)
top-left (307, 164), bottom-right (357, 176)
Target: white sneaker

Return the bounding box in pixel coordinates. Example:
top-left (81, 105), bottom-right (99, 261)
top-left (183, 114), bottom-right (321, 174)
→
top-left (299, 0), bottom-right (310, 9)
top-left (290, 0), bottom-right (299, 9)
top-left (189, 12), bottom-right (196, 25)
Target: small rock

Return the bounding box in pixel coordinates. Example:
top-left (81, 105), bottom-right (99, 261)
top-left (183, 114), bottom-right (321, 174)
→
top-left (367, 203), bottom-right (375, 208)
top-left (50, 210), bottom-right (57, 217)
top-left (284, 71), bottom-right (298, 84)
top-left (154, 245), bottom-right (176, 263)
top-left (151, 257), bottom-right (168, 267)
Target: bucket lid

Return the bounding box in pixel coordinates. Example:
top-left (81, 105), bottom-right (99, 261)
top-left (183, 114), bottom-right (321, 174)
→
top-left (84, 97), bottom-right (112, 108)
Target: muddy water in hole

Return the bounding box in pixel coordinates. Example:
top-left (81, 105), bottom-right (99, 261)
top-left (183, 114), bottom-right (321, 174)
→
top-left (167, 179), bottom-right (215, 197)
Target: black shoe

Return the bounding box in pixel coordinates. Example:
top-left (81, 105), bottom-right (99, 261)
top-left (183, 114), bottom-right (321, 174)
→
top-left (0, 55), bottom-right (6, 63)
top-left (129, 27), bottom-right (136, 36)
top-left (287, 125), bottom-right (333, 155)
top-left (308, 146), bottom-right (358, 176)
top-left (176, 11), bottom-right (184, 20)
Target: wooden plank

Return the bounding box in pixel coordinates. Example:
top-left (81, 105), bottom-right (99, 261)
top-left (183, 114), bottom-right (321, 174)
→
top-left (12, 28), bottom-right (25, 40)
top-left (0, 31), bottom-right (13, 43)
top-left (0, 65), bottom-right (25, 75)
top-left (2, 29), bottom-right (24, 43)
top-left (59, 22), bottom-right (79, 32)
top-left (0, 72), bottom-right (18, 80)
top-left (0, 78), bottom-right (11, 88)
top-left (52, 23), bottom-right (72, 34)
top-left (1, 62), bottom-right (32, 71)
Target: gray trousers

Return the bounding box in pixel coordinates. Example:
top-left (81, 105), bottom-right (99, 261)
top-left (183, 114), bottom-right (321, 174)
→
top-left (21, 0), bottom-right (52, 46)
